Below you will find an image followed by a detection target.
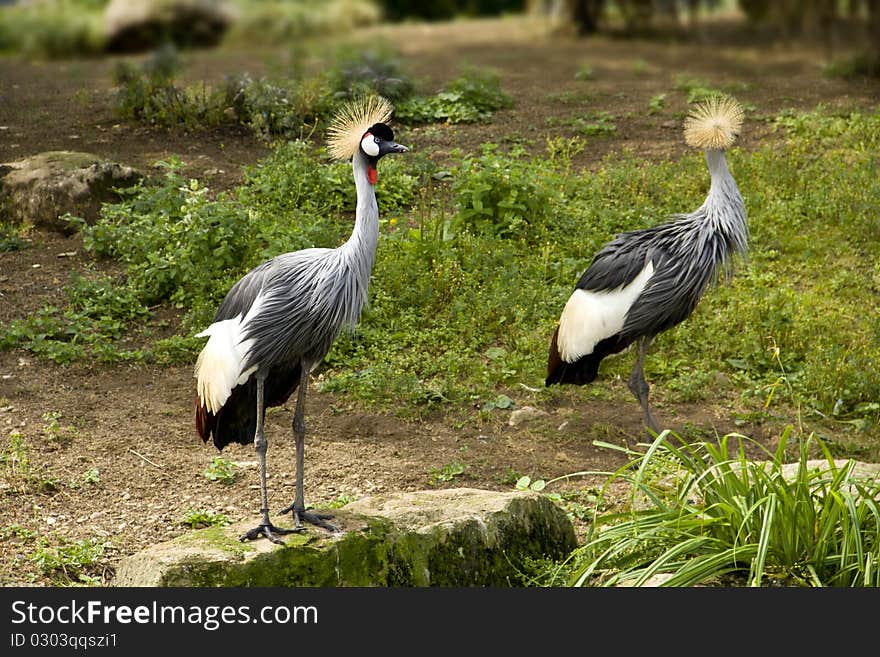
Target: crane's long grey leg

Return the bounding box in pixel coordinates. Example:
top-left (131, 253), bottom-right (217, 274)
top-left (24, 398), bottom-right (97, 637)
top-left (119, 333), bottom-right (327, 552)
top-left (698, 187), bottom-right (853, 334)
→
top-left (240, 376), bottom-right (302, 544)
top-left (628, 337), bottom-right (661, 435)
top-left (280, 362), bottom-right (338, 532)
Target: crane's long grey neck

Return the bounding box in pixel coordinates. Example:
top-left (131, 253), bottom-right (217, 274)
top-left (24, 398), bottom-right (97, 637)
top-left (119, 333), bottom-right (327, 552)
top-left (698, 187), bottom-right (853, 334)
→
top-left (346, 150), bottom-right (380, 255)
top-left (341, 150), bottom-right (380, 298)
top-left (701, 148), bottom-right (748, 256)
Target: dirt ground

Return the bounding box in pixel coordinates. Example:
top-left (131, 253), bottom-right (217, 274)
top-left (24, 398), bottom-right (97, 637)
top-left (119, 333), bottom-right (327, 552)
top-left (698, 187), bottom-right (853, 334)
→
top-left (1, 15), bottom-right (878, 586)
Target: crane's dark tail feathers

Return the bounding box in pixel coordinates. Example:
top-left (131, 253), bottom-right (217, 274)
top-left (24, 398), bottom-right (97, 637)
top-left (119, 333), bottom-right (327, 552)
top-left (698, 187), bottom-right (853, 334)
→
top-left (545, 326), bottom-right (627, 387)
top-left (195, 364), bottom-right (303, 450)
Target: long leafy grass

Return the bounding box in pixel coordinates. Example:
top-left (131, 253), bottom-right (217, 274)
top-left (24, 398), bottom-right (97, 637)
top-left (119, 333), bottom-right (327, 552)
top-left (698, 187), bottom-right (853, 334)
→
top-left (557, 429), bottom-right (880, 587)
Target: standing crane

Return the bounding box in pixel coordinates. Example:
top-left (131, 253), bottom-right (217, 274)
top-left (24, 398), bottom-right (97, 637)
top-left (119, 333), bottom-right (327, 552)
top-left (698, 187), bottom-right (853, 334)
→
top-left (193, 96), bottom-right (407, 544)
top-left (545, 95), bottom-right (747, 433)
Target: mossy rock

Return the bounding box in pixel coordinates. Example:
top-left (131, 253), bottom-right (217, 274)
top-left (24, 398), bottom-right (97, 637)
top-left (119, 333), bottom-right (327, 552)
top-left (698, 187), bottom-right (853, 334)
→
top-left (112, 488), bottom-right (577, 587)
top-left (0, 151), bottom-right (142, 234)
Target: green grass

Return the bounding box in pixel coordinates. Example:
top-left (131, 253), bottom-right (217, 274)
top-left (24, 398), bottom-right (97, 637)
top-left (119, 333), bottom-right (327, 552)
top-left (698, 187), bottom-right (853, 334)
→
top-left (2, 105), bottom-right (878, 442)
top-left (553, 429), bottom-right (880, 587)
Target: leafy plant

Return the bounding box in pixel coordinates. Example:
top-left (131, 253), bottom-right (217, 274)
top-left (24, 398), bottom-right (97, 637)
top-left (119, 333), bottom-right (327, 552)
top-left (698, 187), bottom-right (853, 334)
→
top-left (1, 430), bottom-right (31, 492)
top-left (326, 43), bottom-right (414, 102)
top-left (326, 493), bottom-right (357, 509)
top-left (450, 143), bottom-right (563, 241)
top-left (428, 460), bottom-right (466, 485)
top-left (113, 44), bottom-right (327, 140)
top-left (482, 394), bottom-right (515, 411)
top-left (1, 524), bottom-right (37, 542)
top-left (203, 457), bottom-right (237, 485)
top-left (397, 67), bottom-right (512, 124)
top-left (43, 411), bottom-right (62, 442)
top-left (0, 224), bottom-right (28, 252)
top-left (515, 475), bottom-right (546, 492)
top-left (648, 93), bottom-right (666, 114)
top-left (69, 467), bottom-right (100, 489)
top-left (181, 508), bottom-right (232, 529)
top-left (30, 536), bottom-right (107, 585)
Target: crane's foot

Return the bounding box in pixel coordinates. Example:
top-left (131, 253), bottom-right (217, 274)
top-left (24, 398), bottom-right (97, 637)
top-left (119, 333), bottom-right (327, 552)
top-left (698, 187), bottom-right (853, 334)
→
top-left (279, 502), bottom-right (339, 532)
top-left (239, 522), bottom-right (303, 545)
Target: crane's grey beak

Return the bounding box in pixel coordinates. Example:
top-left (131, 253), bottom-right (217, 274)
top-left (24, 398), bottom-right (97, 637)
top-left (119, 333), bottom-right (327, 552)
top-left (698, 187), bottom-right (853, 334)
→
top-left (380, 140), bottom-right (408, 155)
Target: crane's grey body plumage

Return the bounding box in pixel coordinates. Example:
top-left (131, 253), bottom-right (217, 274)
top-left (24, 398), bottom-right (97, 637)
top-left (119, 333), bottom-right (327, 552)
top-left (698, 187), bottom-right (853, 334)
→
top-left (193, 103), bottom-right (405, 542)
top-left (546, 145), bottom-right (748, 432)
top-left (196, 151), bottom-right (380, 450)
top-left (219, 158), bottom-right (379, 379)
top-left (587, 150), bottom-right (746, 343)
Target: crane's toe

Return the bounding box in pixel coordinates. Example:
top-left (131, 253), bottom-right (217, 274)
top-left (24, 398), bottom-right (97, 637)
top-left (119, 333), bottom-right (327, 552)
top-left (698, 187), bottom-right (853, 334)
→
top-left (240, 522), bottom-right (303, 544)
top-left (280, 503), bottom-right (339, 532)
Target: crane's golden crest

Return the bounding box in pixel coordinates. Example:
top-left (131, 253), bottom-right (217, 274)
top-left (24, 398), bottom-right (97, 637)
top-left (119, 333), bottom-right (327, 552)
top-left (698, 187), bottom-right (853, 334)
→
top-left (684, 95), bottom-right (744, 150)
top-left (327, 95), bottom-right (394, 160)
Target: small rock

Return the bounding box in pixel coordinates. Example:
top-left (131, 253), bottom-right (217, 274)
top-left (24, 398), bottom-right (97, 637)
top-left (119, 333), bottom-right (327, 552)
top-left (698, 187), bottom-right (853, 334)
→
top-left (508, 406), bottom-right (547, 427)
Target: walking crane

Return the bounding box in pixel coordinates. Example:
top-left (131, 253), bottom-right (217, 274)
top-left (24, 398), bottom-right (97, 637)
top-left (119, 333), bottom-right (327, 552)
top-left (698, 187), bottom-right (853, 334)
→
top-left (193, 96), bottom-right (407, 543)
top-left (546, 95), bottom-right (747, 433)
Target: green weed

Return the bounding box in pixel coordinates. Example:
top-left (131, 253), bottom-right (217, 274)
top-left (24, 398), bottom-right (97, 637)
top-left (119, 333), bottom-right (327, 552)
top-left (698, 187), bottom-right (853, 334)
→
top-left (0, 224), bottom-right (28, 252)
top-left (41, 411), bottom-right (70, 444)
top-left (648, 93), bottom-right (667, 114)
top-left (397, 66), bottom-right (512, 124)
top-left (326, 493), bottom-right (357, 509)
top-left (203, 457), bottom-right (237, 485)
top-left (181, 508), bottom-right (232, 529)
top-left (326, 43), bottom-right (414, 102)
top-left (30, 536), bottom-right (107, 586)
top-left (428, 460), bottom-right (465, 485)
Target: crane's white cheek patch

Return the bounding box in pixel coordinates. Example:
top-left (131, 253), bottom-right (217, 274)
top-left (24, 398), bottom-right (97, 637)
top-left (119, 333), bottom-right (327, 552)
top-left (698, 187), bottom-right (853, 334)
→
top-left (557, 261), bottom-right (655, 362)
top-left (361, 134), bottom-right (379, 157)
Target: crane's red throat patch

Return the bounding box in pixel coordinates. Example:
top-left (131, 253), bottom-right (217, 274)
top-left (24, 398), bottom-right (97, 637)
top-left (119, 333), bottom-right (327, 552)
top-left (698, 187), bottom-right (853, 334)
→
top-left (367, 166), bottom-right (378, 185)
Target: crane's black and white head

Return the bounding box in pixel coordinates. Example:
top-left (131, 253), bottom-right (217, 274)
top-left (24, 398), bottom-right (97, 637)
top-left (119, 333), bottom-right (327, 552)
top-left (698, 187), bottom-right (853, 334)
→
top-left (358, 122), bottom-right (407, 184)
top-left (327, 95), bottom-right (407, 184)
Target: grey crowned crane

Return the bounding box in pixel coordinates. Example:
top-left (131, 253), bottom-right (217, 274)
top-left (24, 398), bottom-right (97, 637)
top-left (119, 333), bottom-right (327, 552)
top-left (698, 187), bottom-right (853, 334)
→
top-left (546, 95), bottom-right (747, 433)
top-left (193, 96), bottom-right (407, 544)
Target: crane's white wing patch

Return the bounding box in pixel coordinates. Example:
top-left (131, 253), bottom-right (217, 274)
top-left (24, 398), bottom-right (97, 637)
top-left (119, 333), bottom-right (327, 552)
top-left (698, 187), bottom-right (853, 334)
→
top-left (194, 291), bottom-right (268, 414)
top-left (557, 261), bottom-right (655, 363)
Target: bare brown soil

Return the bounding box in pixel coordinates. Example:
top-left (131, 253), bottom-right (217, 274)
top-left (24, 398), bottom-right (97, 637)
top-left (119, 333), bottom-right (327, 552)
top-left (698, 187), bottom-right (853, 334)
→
top-left (1, 16), bottom-right (878, 586)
